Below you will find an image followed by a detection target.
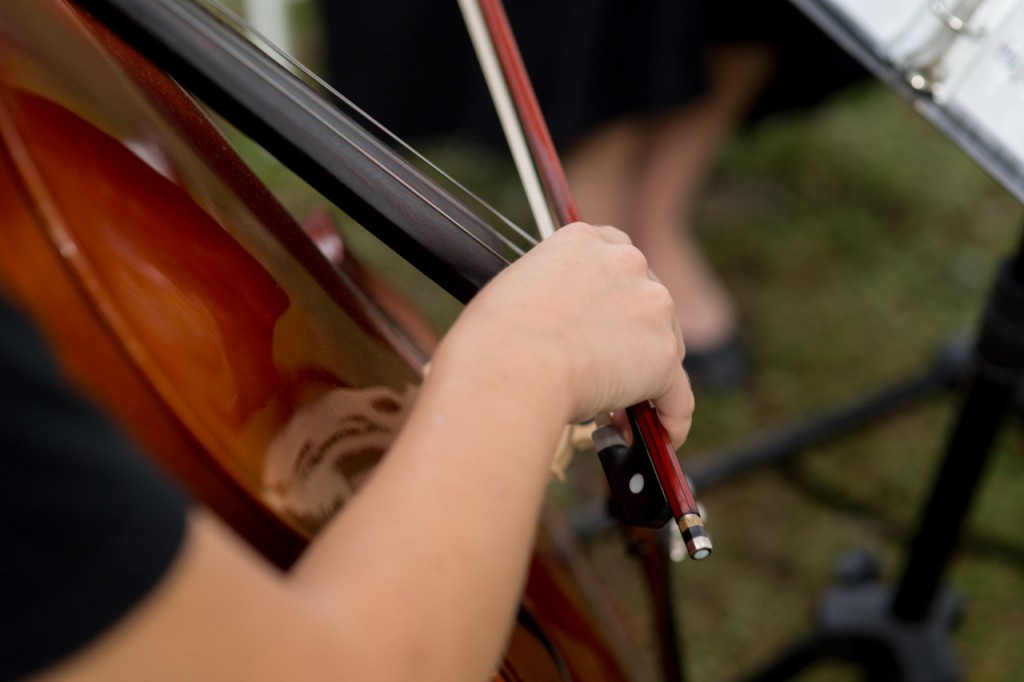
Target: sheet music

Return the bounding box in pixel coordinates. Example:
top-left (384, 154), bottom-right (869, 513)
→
top-left (798, 0), bottom-right (1024, 204)
top-left (942, 1), bottom-right (1024, 164)
top-left (826, 0), bottom-right (930, 49)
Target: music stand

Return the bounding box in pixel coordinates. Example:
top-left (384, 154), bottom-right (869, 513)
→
top-left (719, 231), bottom-right (1024, 680)
top-left (679, 2), bottom-right (1024, 678)
top-left (589, 2), bottom-right (1024, 675)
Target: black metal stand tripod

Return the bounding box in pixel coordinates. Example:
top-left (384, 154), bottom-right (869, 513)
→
top-left (727, 229), bottom-right (1024, 680)
top-left (591, 224), bottom-right (1024, 681)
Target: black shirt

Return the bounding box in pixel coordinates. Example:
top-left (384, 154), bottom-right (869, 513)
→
top-left (0, 297), bottom-right (187, 680)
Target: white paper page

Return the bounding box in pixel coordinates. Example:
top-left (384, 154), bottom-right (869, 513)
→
top-left (823, 0), bottom-right (934, 48)
top-left (943, 3), bottom-right (1024, 166)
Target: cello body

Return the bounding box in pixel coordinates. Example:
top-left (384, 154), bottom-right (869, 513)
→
top-left (0, 1), bottom-right (632, 679)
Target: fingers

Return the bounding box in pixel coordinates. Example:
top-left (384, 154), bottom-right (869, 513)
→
top-left (658, 304), bottom-right (691, 449)
top-left (669, 307), bottom-right (686, 360)
top-left (534, 222), bottom-right (693, 447)
top-left (608, 364), bottom-right (693, 450)
top-left (562, 221), bottom-right (632, 246)
top-left (653, 364), bottom-right (695, 449)
top-left (575, 220), bottom-right (691, 446)
top-left (587, 223), bottom-right (632, 245)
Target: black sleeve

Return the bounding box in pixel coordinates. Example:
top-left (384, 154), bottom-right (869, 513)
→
top-left (0, 298), bottom-right (188, 680)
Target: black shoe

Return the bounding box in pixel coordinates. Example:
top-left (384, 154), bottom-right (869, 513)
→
top-left (683, 332), bottom-right (749, 392)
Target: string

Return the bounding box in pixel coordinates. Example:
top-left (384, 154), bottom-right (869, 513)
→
top-left (196, 0), bottom-right (541, 258)
top-left (455, 0), bottom-right (555, 239)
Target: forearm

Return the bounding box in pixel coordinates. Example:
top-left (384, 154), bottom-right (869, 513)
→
top-left (290, 337), bottom-right (573, 680)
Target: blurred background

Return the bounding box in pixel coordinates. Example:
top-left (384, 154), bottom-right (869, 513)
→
top-left (221, 1), bottom-right (1024, 679)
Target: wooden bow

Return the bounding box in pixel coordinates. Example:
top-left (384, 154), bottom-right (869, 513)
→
top-left (457, 0), bottom-right (711, 560)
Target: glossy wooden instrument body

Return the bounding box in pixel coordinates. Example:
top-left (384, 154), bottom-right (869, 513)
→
top-left (0, 1), bottom-right (631, 679)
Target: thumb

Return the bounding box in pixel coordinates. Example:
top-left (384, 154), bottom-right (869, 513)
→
top-left (651, 364), bottom-right (694, 449)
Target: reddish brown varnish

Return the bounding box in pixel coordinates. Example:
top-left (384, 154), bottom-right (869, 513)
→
top-left (0, 1), bottom-right (632, 679)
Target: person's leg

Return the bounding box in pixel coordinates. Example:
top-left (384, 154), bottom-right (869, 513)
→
top-left (627, 44), bottom-right (777, 351)
top-left (563, 118), bottom-right (647, 231)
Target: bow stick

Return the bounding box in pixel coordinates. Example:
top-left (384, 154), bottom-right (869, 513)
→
top-left (457, 0), bottom-right (711, 560)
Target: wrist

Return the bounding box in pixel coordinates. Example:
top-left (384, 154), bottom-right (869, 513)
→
top-left (429, 321), bottom-right (577, 430)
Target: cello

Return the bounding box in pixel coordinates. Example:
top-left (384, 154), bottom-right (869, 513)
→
top-left (0, 0), bottom-right (671, 678)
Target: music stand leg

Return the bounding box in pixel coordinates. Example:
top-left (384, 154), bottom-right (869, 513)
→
top-left (891, 248), bottom-right (1024, 620)
top-left (742, 229), bottom-right (1024, 680)
top-left (742, 556), bottom-right (960, 681)
top-left (625, 526), bottom-right (688, 682)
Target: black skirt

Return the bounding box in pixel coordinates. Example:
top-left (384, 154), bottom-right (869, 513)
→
top-left (320, 0), bottom-right (867, 153)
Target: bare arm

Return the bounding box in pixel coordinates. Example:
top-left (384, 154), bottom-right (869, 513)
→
top-left (36, 224), bottom-right (693, 682)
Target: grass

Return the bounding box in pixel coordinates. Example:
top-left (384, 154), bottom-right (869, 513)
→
top-left (223, 4), bottom-right (1024, 677)
top-left (576, 86), bottom-right (1024, 680)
